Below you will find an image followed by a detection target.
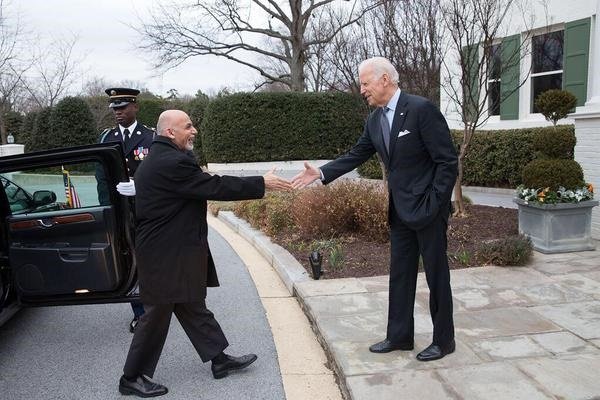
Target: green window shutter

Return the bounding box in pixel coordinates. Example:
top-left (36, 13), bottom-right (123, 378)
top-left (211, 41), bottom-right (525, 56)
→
top-left (564, 17), bottom-right (591, 106)
top-left (461, 44), bottom-right (479, 122)
top-left (500, 34), bottom-right (520, 120)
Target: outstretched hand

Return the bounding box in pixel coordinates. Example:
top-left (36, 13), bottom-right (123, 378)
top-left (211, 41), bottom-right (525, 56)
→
top-left (263, 168), bottom-right (292, 191)
top-left (291, 162), bottom-right (320, 189)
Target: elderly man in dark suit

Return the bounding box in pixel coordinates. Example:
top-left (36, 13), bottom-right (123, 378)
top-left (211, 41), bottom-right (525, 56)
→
top-left (292, 57), bottom-right (458, 362)
top-left (117, 110), bottom-right (291, 397)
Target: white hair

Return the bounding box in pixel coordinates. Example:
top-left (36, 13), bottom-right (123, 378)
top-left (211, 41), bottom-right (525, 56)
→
top-left (359, 57), bottom-right (399, 84)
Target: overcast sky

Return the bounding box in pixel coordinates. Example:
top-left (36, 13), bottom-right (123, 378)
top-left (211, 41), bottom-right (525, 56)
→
top-left (21, 0), bottom-right (260, 97)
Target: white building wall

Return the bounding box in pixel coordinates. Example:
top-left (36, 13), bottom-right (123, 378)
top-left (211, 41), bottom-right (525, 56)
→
top-left (440, 0), bottom-right (598, 130)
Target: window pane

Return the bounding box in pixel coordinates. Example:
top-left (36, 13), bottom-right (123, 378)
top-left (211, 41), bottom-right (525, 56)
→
top-left (532, 31), bottom-right (564, 73)
top-left (487, 44), bottom-right (502, 79)
top-left (1, 161), bottom-right (103, 215)
top-left (532, 73), bottom-right (563, 113)
top-left (488, 81), bottom-right (501, 115)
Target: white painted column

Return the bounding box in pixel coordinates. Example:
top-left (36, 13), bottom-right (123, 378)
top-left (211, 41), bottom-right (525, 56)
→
top-left (572, 12), bottom-right (600, 239)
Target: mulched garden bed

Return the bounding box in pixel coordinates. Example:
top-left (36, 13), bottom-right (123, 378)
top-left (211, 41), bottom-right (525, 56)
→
top-left (270, 204), bottom-right (518, 279)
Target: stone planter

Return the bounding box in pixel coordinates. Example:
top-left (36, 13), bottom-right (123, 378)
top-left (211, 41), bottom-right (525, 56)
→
top-left (514, 198), bottom-right (599, 253)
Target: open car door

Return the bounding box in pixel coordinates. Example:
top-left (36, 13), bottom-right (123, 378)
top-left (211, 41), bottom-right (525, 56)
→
top-left (0, 142), bottom-right (137, 308)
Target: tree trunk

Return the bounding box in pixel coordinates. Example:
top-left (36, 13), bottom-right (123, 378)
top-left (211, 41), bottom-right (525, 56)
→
top-left (453, 125), bottom-right (472, 217)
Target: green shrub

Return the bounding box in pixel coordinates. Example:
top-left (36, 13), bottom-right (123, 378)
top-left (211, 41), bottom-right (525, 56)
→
top-left (30, 107), bottom-right (53, 152)
top-left (532, 126), bottom-right (576, 159)
top-left (452, 125), bottom-right (574, 187)
top-left (477, 235), bottom-right (532, 266)
top-left (19, 111), bottom-right (38, 152)
top-left (201, 92), bottom-right (366, 162)
top-left (49, 97), bottom-right (96, 149)
top-left (535, 89), bottom-right (577, 126)
top-left (137, 98), bottom-right (164, 128)
top-left (357, 156), bottom-right (383, 179)
top-left (521, 159), bottom-right (584, 191)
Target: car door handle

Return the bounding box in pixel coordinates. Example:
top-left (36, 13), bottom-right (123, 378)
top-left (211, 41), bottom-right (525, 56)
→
top-left (37, 219), bottom-right (54, 228)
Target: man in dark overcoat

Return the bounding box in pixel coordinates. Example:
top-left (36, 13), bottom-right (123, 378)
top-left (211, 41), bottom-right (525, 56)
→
top-left (117, 109), bottom-right (291, 398)
top-left (292, 57), bottom-right (458, 362)
top-left (96, 88), bottom-right (154, 333)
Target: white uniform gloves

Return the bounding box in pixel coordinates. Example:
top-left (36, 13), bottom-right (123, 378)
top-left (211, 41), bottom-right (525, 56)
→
top-left (116, 180), bottom-right (136, 196)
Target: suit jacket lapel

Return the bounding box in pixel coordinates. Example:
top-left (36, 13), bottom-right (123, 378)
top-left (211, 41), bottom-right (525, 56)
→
top-left (388, 92), bottom-right (409, 160)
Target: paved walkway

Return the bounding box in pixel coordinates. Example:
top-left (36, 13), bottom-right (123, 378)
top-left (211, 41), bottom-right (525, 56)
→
top-left (215, 211), bottom-right (600, 400)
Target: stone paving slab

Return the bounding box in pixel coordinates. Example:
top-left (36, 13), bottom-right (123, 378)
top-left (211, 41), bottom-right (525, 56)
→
top-left (346, 370), bottom-right (458, 400)
top-left (531, 300), bottom-right (600, 339)
top-left (530, 331), bottom-right (599, 355)
top-left (454, 307), bottom-right (561, 339)
top-left (552, 273), bottom-right (600, 299)
top-left (438, 363), bottom-right (552, 400)
top-left (464, 335), bottom-right (550, 361)
top-left (516, 353), bottom-right (600, 400)
top-left (302, 292), bottom-right (389, 318)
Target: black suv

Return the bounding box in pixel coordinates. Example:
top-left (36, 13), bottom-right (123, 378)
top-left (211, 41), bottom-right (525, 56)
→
top-left (0, 143), bottom-right (138, 325)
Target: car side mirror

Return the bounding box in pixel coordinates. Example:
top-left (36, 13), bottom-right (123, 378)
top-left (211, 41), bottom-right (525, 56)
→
top-left (32, 190), bottom-right (57, 207)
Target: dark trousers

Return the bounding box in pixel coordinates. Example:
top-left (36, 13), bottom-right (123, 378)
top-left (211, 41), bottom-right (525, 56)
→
top-left (123, 301), bottom-right (229, 378)
top-left (386, 203), bottom-right (454, 347)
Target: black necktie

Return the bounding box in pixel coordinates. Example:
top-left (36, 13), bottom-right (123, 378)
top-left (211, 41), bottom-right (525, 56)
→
top-left (123, 128), bottom-right (131, 148)
top-left (380, 107), bottom-right (391, 152)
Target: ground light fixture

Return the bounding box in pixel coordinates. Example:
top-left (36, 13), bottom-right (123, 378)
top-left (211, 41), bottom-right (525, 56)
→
top-left (309, 250), bottom-right (323, 280)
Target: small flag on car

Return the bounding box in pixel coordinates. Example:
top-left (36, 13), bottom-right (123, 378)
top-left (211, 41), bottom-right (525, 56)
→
top-left (62, 167), bottom-right (81, 208)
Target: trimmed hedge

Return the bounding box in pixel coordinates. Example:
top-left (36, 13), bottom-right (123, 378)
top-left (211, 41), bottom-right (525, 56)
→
top-left (452, 125), bottom-right (575, 187)
top-left (201, 92), bottom-right (367, 162)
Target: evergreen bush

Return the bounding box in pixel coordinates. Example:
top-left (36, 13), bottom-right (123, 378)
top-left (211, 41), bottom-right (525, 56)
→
top-left (521, 159), bottom-right (584, 191)
top-left (535, 89), bottom-right (577, 126)
top-left (30, 107), bottom-right (53, 152)
top-left (48, 97), bottom-right (96, 149)
top-left (201, 92), bottom-right (366, 162)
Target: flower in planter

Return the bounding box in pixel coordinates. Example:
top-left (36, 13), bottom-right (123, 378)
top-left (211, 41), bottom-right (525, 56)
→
top-left (516, 184), bottom-right (594, 205)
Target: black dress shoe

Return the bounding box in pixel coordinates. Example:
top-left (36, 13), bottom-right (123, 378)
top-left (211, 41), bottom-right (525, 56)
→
top-left (118, 375), bottom-right (168, 397)
top-left (369, 339), bottom-right (414, 353)
top-left (416, 339), bottom-right (456, 361)
top-left (211, 353), bottom-right (258, 379)
top-left (129, 317), bottom-right (139, 333)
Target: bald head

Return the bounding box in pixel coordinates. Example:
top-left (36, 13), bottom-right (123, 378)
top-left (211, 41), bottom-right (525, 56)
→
top-left (157, 109), bottom-right (197, 151)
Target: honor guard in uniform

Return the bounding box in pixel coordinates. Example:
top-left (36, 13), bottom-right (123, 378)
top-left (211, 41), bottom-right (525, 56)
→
top-left (96, 87), bottom-right (154, 333)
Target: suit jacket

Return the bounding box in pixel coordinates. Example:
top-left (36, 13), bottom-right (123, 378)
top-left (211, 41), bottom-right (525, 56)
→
top-left (96, 122), bottom-right (156, 205)
top-left (321, 92), bottom-right (458, 230)
top-left (134, 136), bottom-right (265, 304)
top-left (100, 122), bottom-right (155, 176)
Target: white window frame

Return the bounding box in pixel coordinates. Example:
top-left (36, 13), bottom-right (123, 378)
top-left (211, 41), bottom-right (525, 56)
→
top-left (521, 23), bottom-right (565, 120)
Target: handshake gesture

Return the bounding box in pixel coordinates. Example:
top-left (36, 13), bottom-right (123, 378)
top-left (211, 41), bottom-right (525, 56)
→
top-left (115, 163), bottom-right (321, 197)
top-left (259, 162), bottom-right (322, 191)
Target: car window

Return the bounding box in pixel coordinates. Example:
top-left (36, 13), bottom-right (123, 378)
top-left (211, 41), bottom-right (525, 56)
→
top-left (1, 161), bottom-right (105, 215)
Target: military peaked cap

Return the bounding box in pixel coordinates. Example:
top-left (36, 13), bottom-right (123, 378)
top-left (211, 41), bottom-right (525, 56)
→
top-left (105, 87), bottom-right (140, 108)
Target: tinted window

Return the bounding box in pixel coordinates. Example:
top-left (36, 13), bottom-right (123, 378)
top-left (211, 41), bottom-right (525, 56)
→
top-left (1, 161), bottom-right (103, 215)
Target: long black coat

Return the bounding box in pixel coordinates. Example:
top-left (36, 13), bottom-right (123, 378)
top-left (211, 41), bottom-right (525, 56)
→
top-left (134, 136), bottom-right (265, 304)
top-left (322, 92), bottom-right (457, 230)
